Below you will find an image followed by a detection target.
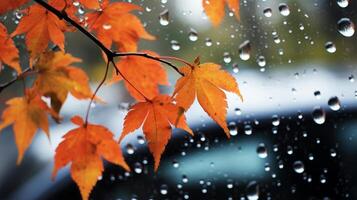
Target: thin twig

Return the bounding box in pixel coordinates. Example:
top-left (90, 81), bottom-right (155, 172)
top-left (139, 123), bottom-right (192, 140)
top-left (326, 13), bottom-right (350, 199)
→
top-left (0, 68), bottom-right (32, 93)
top-left (84, 60), bottom-right (110, 125)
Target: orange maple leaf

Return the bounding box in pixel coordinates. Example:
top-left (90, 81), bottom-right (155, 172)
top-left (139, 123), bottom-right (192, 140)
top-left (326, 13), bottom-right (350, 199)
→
top-left (86, 2), bottom-right (155, 52)
top-left (33, 51), bottom-right (94, 114)
top-left (0, 89), bottom-right (59, 163)
top-left (0, 22), bottom-right (21, 73)
top-left (110, 51), bottom-right (169, 101)
top-left (77, 0), bottom-right (101, 9)
top-left (202, 0), bottom-right (240, 26)
top-left (173, 60), bottom-right (242, 137)
top-left (11, 0), bottom-right (71, 59)
top-left (120, 95), bottom-right (193, 170)
top-left (0, 0), bottom-right (29, 15)
top-left (52, 116), bottom-right (129, 200)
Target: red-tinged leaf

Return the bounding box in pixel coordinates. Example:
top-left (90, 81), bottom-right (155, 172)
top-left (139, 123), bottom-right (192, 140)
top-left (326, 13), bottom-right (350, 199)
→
top-left (86, 2), bottom-right (155, 52)
top-left (0, 0), bottom-right (29, 15)
top-left (11, 0), bottom-right (71, 59)
top-left (109, 50), bottom-right (169, 101)
top-left (0, 89), bottom-right (59, 163)
top-left (0, 23), bottom-right (21, 73)
top-left (173, 61), bottom-right (242, 137)
top-left (120, 95), bottom-right (192, 171)
top-left (52, 116), bottom-right (129, 200)
top-left (33, 51), bottom-right (94, 114)
top-left (202, 0), bottom-right (240, 26)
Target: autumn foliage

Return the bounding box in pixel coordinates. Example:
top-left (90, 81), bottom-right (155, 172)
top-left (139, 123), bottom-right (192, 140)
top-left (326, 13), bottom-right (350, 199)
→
top-left (0, 0), bottom-right (241, 199)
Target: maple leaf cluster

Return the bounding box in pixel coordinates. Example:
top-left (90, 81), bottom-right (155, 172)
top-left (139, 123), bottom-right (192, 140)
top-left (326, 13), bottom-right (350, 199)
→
top-left (0, 0), bottom-right (241, 199)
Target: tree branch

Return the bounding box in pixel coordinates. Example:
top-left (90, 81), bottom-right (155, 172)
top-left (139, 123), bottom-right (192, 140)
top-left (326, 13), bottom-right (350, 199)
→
top-left (33, 0), bottom-right (184, 75)
top-left (0, 68), bottom-right (32, 93)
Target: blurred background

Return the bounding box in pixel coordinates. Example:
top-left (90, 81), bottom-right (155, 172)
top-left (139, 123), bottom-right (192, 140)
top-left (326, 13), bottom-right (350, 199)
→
top-left (1, 0), bottom-right (357, 199)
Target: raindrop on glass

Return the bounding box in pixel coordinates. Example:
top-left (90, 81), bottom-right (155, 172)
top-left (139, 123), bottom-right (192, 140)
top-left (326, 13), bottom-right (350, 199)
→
top-left (134, 162), bottom-right (143, 174)
top-left (337, 18), bottom-right (355, 37)
top-left (159, 9), bottom-right (169, 26)
top-left (228, 122), bottom-right (238, 136)
top-left (137, 135), bottom-right (145, 144)
top-left (272, 115), bottom-right (280, 126)
top-left (188, 28), bottom-right (198, 41)
top-left (279, 3), bottom-right (290, 16)
top-left (244, 124), bottom-right (253, 135)
top-left (257, 56), bottom-right (266, 67)
top-left (170, 40), bottom-right (180, 51)
top-left (328, 96), bottom-right (341, 111)
top-left (337, 0), bottom-right (349, 8)
top-left (293, 160), bottom-right (305, 173)
top-left (256, 143), bottom-right (268, 158)
top-left (263, 8), bottom-right (272, 17)
top-left (312, 107), bottom-right (326, 124)
top-left (232, 63), bottom-right (239, 73)
top-left (325, 41), bottom-right (336, 53)
top-left (246, 181), bottom-right (259, 200)
top-left (160, 184), bottom-right (168, 195)
top-left (125, 143), bottom-right (135, 154)
top-left (314, 90), bottom-right (321, 99)
top-left (239, 40), bottom-right (251, 61)
top-left (205, 38), bottom-right (213, 46)
top-left (223, 52), bottom-right (232, 63)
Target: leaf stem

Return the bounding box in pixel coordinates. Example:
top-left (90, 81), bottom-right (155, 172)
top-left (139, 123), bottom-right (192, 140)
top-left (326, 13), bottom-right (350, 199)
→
top-left (84, 60), bottom-right (110, 126)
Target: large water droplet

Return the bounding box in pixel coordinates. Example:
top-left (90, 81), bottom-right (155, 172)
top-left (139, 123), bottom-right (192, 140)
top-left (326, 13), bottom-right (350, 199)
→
top-left (312, 107), bottom-right (326, 124)
top-left (239, 40), bottom-right (251, 61)
top-left (325, 41), bottom-right (336, 53)
top-left (246, 181), bottom-right (259, 200)
top-left (293, 160), bottom-right (305, 173)
top-left (159, 9), bottom-right (169, 26)
top-left (205, 38), bottom-right (213, 46)
top-left (125, 143), bottom-right (135, 154)
top-left (244, 124), bottom-right (252, 135)
top-left (160, 184), bottom-right (168, 195)
top-left (337, 0), bottom-right (349, 8)
top-left (337, 18), bottom-right (355, 37)
top-left (279, 3), bottom-right (290, 16)
top-left (272, 114), bottom-right (280, 126)
top-left (134, 162), bottom-right (143, 174)
top-left (263, 8), bottom-right (272, 17)
top-left (256, 143), bottom-right (268, 158)
top-left (328, 96), bottom-right (341, 111)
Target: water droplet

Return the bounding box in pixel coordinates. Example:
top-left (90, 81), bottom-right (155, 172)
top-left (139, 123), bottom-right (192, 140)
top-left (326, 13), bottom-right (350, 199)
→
top-left (312, 107), bottom-right (326, 124)
top-left (137, 135), bottom-right (145, 144)
top-left (279, 3), bottom-right (290, 16)
top-left (160, 184), bottom-right (168, 195)
top-left (182, 175), bottom-right (189, 183)
top-left (232, 63), bottom-right (239, 73)
top-left (205, 38), bottom-right (212, 46)
top-left (234, 107), bottom-right (241, 115)
top-left (287, 145), bottom-right (293, 155)
top-left (263, 8), bottom-right (272, 17)
top-left (102, 23), bottom-right (112, 30)
top-left (325, 41), bottom-right (336, 53)
top-left (159, 9), bottom-right (169, 26)
top-left (223, 52), bottom-right (231, 63)
top-left (293, 160), bottom-right (305, 173)
top-left (14, 10), bottom-right (23, 20)
top-left (337, 0), bottom-right (349, 8)
top-left (328, 96), bottom-right (341, 111)
top-left (264, 163), bottom-right (271, 171)
top-left (273, 35), bottom-right (281, 44)
top-left (170, 40), bottom-right (180, 51)
top-left (172, 160), bottom-right (180, 168)
top-left (188, 28), bottom-right (198, 41)
top-left (337, 18), bottom-right (355, 37)
top-left (78, 6), bottom-right (85, 15)
top-left (272, 114), bottom-right (280, 126)
top-left (314, 91), bottom-right (321, 99)
top-left (320, 175), bottom-right (327, 184)
top-left (349, 74), bottom-right (355, 82)
top-left (125, 143), bottom-right (135, 154)
top-left (239, 40), bottom-right (251, 61)
top-left (246, 181), bottom-right (259, 200)
top-left (73, 1), bottom-right (80, 6)
top-left (256, 143), bottom-right (268, 158)
top-left (244, 124), bottom-right (253, 135)
top-left (134, 162), bottom-right (143, 174)
top-left (228, 122), bottom-right (238, 136)
top-left (257, 56), bottom-right (266, 67)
